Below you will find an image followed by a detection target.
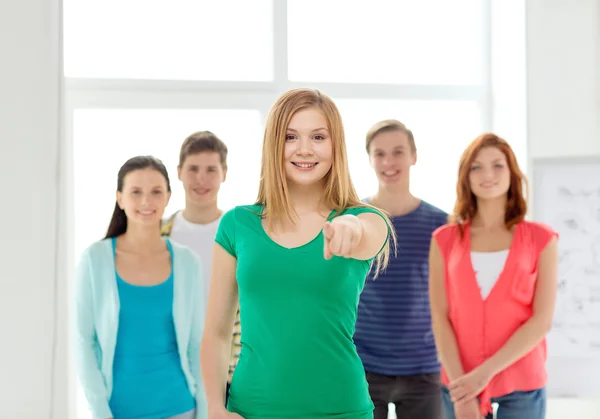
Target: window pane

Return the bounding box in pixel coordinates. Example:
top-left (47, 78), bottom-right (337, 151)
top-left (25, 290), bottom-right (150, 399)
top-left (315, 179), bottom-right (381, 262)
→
top-left (73, 108), bottom-right (262, 264)
top-left (288, 0), bottom-right (483, 85)
top-left (336, 99), bottom-right (483, 213)
top-left (64, 0), bottom-right (273, 80)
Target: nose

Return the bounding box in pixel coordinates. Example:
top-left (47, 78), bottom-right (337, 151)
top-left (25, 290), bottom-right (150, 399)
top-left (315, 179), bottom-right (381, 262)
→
top-left (296, 136), bottom-right (314, 156)
top-left (482, 167), bottom-right (495, 180)
top-left (382, 155), bottom-right (394, 167)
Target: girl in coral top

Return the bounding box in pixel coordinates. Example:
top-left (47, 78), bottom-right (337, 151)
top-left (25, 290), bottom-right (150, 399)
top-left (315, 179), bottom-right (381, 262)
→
top-left (429, 133), bottom-right (558, 419)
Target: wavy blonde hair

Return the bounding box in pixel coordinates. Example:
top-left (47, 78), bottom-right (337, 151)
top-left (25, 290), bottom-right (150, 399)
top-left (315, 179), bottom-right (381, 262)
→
top-left (255, 88), bottom-right (396, 277)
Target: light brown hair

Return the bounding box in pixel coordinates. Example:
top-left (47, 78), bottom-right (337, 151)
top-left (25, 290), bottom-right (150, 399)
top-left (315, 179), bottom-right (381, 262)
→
top-left (365, 119), bottom-right (416, 154)
top-left (178, 131), bottom-right (228, 169)
top-left (450, 132), bottom-right (528, 237)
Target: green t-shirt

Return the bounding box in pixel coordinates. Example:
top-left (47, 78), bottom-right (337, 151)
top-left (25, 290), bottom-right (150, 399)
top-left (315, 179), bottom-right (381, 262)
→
top-left (215, 204), bottom-right (388, 419)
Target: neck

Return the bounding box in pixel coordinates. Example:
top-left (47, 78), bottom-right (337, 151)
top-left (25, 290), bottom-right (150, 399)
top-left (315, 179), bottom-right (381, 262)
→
top-left (472, 196), bottom-right (507, 229)
top-left (182, 201), bottom-right (222, 224)
top-left (120, 223), bottom-right (164, 252)
top-left (287, 181), bottom-right (328, 217)
top-left (371, 183), bottom-right (419, 216)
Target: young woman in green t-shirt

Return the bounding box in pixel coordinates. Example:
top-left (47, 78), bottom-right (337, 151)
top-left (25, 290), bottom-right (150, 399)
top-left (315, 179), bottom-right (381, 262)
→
top-left (200, 88), bottom-right (396, 419)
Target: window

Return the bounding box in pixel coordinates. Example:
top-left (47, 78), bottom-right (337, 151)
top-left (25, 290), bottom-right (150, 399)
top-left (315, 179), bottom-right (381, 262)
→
top-left (73, 108), bottom-right (263, 262)
top-left (336, 99), bottom-right (482, 212)
top-left (288, 0), bottom-right (483, 85)
top-left (63, 0), bottom-right (274, 80)
top-left (65, 2), bottom-right (510, 417)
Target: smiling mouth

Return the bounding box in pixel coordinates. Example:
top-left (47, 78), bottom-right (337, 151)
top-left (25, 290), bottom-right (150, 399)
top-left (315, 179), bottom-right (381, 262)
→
top-left (193, 188), bottom-right (210, 195)
top-left (382, 170), bottom-right (400, 176)
top-left (480, 182), bottom-right (499, 188)
top-left (293, 162), bottom-right (318, 168)
top-left (137, 210), bottom-right (156, 215)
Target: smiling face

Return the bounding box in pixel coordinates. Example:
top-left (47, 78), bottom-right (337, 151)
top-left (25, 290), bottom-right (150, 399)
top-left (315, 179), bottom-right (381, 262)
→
top-left (368, 129), bottom-right (416, 190)
top-left (468, 146), bottom-right (511, 201)
top-left (178, 151), bottom-right (226, 209)
top-left (117, 167), bottom-right (171, 227)
top-left (283, 107), bottom-right (333, 187)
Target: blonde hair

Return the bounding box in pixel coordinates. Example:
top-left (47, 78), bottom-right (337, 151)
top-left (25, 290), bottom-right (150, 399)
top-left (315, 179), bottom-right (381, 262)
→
top-left (365, 119), bottom-right (416, 154)
top-left (255, 88), bottom-right (396, 277)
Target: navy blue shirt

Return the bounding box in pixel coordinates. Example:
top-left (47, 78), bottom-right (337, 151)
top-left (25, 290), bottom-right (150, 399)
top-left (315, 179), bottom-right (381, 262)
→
top-left (354, 200), bottom-right (447, 376)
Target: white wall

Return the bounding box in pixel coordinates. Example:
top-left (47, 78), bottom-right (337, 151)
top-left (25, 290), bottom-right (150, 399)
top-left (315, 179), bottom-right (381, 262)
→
top-left (526, 0), bottom-right (600, 417)
top-left (0, 0), bottom-right (68, 417)
top-left (1, 0), bottom-right (598, 417)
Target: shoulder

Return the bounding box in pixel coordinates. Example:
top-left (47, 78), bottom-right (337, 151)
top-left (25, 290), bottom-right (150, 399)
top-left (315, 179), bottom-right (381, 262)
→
top-left (220, 204), bottom-right (261, 226)
top-left (420, 201), bottom-right (449, 223)
top-left (170, 240), bottom-right (199, 262)
top-left (339, 204), bottom-right (384, 218)
top-left (420, 200), bottom-right (449, 217)
top-left (160, 210), bottom-right (180, 236)
top-left (521, 220), bottom-right (557, 236)
top-left (432, 222), bottom-right (459, 237)
top-left (520, 220), bottom-right (558, 250)
top-left (79, 238), bottom-right (112, 263)
top-left (432, 223), bottom-right (461, 245)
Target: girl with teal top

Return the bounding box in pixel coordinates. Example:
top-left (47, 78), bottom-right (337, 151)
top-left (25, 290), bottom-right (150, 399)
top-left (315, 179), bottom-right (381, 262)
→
top-left (73, 156), bottom-right (207, 419)
top-left (200, 89), bottom-right (397, 419)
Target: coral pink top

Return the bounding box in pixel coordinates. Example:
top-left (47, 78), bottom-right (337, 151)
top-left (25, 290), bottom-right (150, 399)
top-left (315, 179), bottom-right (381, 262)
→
top-left (432, 220), bottom-right (557, 415)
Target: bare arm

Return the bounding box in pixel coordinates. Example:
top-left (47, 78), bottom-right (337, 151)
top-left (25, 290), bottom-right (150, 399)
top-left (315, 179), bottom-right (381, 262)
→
top-left (353, 212), bottom-right (389, 260)
top-left (429, 238), bottom-right (465, 382)
top-left (200, 244), bottom-right (239, 415)
top-left (478, 237), bottom-right (558, 377)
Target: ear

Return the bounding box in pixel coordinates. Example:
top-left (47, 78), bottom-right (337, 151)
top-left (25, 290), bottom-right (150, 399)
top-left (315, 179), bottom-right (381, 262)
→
top-left (367, 151), bottom-right (375, 168)
top-left (116, 191), bottom-right (123, 210)
top-left (166, 190), bottom-right (172, 206)
top-left (411, 150), bottom-right (417, 166)
top-left (177, 165), bottom-right (182, 181)
top-left (221, 167), bottom-right (227, 183)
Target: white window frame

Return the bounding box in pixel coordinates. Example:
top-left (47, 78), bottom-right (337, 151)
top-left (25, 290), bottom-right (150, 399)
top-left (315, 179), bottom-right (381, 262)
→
top-left (64, 1), bottom-right (529, 417)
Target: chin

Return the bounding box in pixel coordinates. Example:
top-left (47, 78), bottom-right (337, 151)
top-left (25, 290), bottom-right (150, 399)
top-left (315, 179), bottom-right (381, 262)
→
top-left (474, 190), bottom-right (508, 201)
top-left (132, 217), bottom-right (161, 226)
top-left (191, 195), bottom-right (217, 206)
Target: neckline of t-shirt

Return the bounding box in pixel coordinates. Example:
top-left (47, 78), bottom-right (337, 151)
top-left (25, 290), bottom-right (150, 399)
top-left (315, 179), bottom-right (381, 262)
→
top-left (175, 210), bottom-right (222, 230)
top-left (256, 205), bottom-right (336, 252)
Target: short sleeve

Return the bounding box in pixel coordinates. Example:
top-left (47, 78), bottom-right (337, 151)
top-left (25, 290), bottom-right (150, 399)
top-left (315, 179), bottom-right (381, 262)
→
top-left (215, 207), bottom-right (237, 258)
top-left (531, 222), bottom-right (559, 253)
top-left (432, 224), bottom-right (458, 260)
top-left (436, 211), bottom-right (449, 229)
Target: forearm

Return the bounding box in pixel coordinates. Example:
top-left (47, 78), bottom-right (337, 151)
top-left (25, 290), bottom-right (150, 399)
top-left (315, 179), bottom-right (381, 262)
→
top-left (200, 334), bottom-right (232, 413)
top-left (479, 316), bottom-right (550, 378)
top-left (432, 316), bottom-right (465, 382)
top-left (351, 213), bottom-right (389, 260)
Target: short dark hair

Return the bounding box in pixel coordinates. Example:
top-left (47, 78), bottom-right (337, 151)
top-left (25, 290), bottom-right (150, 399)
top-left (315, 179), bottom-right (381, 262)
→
top-left (178, 131), bottom-right (228, 169)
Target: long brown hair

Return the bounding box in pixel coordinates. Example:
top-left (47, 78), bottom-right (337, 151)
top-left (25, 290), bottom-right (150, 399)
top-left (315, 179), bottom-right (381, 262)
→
top-left (255, 88), bottom-right (396, 276)
top-left (105, 155), bottom-right (171, 239)
top-left (449, 133), bottom-right (528, 238)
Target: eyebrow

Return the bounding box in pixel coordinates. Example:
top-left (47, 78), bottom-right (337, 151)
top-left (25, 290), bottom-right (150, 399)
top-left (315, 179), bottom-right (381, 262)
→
top-left (287, 127), bottom-right (329, 133)
top-left (374, 145), bottom-right (404, 152)
top-left (472, 158), bottom-right (504, 164)
top-left (187, 164), bottom-right (218, 168)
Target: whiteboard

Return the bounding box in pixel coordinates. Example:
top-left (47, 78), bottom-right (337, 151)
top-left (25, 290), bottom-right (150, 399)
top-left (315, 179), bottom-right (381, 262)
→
top-left (532, 156), bottom-right (600, 397)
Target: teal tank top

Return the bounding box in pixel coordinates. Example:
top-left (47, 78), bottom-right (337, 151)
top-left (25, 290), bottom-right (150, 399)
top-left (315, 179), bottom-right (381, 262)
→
top-left (109, 237), bottom-right (195, 419)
